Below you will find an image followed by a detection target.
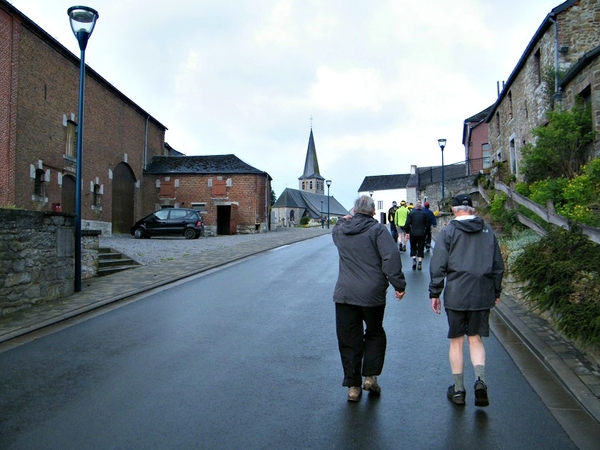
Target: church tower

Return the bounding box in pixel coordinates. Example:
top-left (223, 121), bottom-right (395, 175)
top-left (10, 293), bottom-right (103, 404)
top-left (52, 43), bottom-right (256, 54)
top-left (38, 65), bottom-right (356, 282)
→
top-left (298, 127), bottom-right (325, 194)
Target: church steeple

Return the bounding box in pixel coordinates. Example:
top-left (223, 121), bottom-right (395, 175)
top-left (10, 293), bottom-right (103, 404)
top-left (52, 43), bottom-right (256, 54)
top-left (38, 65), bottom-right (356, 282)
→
top-left (299, 127), bottom-right (325, 194)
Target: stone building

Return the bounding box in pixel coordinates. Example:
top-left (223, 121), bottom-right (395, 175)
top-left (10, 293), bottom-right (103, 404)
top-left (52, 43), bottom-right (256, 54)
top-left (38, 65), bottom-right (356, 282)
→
top-left (485, 0), bottom-right (600, 177)
top-left (272, 128), bottom-right (348, 226)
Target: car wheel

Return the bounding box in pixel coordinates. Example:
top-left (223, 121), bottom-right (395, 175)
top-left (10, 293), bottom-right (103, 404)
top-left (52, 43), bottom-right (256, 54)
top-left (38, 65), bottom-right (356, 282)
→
top-left (184, 228), bottom-right (196, 239)
top-left (134, 228), bottom-right (145, 239)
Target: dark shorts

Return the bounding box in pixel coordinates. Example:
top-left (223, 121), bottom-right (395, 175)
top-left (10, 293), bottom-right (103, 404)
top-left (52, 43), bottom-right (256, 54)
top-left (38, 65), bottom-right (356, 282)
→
top-left (445, 309), bottom-right (490, 338)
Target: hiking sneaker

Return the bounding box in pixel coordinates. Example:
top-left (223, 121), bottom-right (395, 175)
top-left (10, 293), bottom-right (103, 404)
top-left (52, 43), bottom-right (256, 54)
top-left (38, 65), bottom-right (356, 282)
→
top-left (447, 385), bottom-right (466, 405)
top-left (363, 376), bottom-right (381, 395)
top-left (417, 262), bottom-right (422, 271)
top-left (348, 386), bottom-right (362, 402)
top-left (474, 379), bottom-right (489, 407)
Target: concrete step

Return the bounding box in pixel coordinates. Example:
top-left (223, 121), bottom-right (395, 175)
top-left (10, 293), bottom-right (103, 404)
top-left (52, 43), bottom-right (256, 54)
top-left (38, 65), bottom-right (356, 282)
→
top-left (97, 247), bottom-right (140, 276)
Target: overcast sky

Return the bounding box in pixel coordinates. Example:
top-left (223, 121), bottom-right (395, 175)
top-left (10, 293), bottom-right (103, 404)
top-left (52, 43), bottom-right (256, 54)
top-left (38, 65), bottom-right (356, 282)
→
top-left (12, 0), bottom-right (560, 209)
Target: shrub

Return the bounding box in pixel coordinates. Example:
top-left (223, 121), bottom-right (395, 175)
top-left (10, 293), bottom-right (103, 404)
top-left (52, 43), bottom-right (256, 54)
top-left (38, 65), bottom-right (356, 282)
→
top-left (511, 227), bottom-right (600, 345)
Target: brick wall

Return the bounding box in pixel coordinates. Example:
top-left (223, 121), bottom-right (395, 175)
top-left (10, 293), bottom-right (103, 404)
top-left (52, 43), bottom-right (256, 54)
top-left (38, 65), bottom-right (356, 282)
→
top-left (145, 173), bottom-right (271, 233)
top-left (2, 6), bottom-right (166, 234)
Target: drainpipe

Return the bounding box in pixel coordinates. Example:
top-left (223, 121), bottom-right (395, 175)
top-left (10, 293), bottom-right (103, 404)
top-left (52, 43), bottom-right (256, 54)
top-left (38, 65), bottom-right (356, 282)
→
top-left (549, 16), bottom-right (560, 104)
top-left (143, 115), bottom-right (149, 169)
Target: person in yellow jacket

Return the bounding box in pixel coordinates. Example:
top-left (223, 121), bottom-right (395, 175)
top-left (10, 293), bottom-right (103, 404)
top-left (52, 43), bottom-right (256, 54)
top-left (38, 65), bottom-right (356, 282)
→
top-left (394, 201), bottom-right (409, 252)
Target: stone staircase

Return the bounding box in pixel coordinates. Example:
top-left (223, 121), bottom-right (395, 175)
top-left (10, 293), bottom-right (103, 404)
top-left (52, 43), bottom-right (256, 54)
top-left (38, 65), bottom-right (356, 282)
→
top-left (98, 247), bottom-right (140, 276)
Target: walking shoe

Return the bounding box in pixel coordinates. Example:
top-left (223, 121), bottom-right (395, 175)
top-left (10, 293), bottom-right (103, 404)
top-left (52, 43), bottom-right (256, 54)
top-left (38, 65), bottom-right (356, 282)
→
top-left (417, 261), bottom-right (422, 271)
top-left (447, 385), bottom-right (466, 405)
top-left (363, 376), bottom-right (381, 395)
top-left (412, 260), bottom-right (417, 270)
top-left (474, 379), bottom-right (489, 407)
top-left (348, 386), bottom-right (362, 402)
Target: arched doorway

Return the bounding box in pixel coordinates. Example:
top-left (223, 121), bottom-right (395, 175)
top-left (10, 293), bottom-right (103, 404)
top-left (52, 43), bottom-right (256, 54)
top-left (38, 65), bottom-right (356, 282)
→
top-left (61, 174), bottom-right (75, 214)
top-left (112, 163), bottom-right (136, 234)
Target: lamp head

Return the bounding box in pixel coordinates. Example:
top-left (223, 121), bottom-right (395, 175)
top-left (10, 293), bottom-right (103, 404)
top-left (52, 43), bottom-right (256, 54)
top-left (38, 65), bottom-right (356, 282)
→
top-left (68, 6), bottom-right (99, 51)
top-left (438, 138), bottom-right (446, 151)
top-left (326, 180), bottom-right (332, 188)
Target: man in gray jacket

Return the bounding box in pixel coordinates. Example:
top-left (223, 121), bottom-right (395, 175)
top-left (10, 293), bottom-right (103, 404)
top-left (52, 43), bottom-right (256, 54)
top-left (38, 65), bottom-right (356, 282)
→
top-left (429, 194), bottom-right (504, 407)
top-left (333, 195), bottom-right (406, 402)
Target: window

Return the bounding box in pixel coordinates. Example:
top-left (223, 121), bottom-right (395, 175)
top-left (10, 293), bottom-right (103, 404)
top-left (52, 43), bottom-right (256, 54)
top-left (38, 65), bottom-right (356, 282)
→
top-left (309, 181), bottom-right (313, 189)
top-left (534, 49), bottom-right (541, 86)
top-left (508, 91), bottom-right (513, 120)
top-left (34, 169), bottom-right (46, 198)
top-left (482, 144), bottom-right (491, 169)
top-left (160, 179), bottom-right (175, 198)
top-left (377, 201), bottom-right (383, 210)
top-left (510, 139), bottom-right (517, 174)
top-left (65, 121), bottom-right (77, 158)
top-left (495, 112), bottom-right (500, 136)
top-left (191, 202), bottom-right (206, 212)
top-left (302, 181), bottom-right (305, 190)
top-left (93, 184), bottom-right (101, 207)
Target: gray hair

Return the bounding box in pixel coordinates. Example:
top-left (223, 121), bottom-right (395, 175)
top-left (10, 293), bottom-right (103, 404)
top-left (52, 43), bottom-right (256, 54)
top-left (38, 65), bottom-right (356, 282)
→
top-left (354, 195), bottom-right (375, 215)
top-left (452, 205), bottom-right (476, 214)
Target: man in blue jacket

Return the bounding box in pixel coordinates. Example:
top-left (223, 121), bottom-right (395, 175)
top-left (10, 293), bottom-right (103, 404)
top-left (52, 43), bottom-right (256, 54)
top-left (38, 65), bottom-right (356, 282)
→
top-left (429, 194), bottom-right (504, 407)
top-left (333, 195), bottom-right (407, 401)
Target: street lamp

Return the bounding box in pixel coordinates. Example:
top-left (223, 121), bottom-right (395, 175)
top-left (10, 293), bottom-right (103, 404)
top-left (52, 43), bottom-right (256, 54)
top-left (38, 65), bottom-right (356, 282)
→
top-left (369, 191), bottom-right (373, 197)
top-left (438, 138), bottom-right (446, 201)
top-left (326, 180), bottom-right (332, 229)
top-left (320, 200), bottom-right (324, 228)
top-left (68, 5), bottom-right (99, 292)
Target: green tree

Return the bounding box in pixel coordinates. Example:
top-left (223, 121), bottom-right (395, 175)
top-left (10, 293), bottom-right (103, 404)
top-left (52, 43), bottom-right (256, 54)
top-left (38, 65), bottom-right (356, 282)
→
top-left (521, 104), bottom-right (596, 182)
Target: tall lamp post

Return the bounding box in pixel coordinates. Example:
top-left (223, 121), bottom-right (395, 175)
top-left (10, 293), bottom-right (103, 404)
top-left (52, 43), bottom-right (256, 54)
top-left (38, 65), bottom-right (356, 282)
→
top-left (438, 138), bottom-right (446, 202)
top-left (326, 180), bottom-right (332, 229)
top-left (320, 200), bottom-right (324, 228)
top-left (68, 6), bottom-right (99, 292)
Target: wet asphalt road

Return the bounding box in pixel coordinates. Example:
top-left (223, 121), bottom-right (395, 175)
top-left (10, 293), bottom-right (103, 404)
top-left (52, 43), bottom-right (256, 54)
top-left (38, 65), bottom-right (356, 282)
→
top-left (0, 236), bottom-right (576, 449)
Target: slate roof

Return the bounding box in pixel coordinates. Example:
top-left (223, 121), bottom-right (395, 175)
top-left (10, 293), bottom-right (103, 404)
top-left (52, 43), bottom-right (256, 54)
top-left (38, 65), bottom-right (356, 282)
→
top-left (273, 188), bottom-right (349, 218)
top-left (299, 129), bottom-right (324, 181)
top-left (145, 154), bottom-right (271, 178)
top-left (357, 174), bottom-right (411, 192)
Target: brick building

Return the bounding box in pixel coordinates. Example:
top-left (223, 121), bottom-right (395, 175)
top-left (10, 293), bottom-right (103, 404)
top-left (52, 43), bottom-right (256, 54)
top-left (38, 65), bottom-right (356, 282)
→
top-left (1, 1), bottom-right (271, 236)
top-left (485, 0), bottom-right (600, 177)
top-left (144, 154), bottom-right (272, 235)
top-left (0, 0), bottom-right (167, 236)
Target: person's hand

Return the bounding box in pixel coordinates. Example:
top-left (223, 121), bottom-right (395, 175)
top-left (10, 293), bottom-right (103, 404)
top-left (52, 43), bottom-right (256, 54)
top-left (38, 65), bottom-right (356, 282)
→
top-left (342, 214), bottom-right (352, 220)
top-left (395, 291), bottom-right (405, 301)
top-left (495, 297), bottom-right (500, 305)
top-left (431, 297), bottom-right (441, 314)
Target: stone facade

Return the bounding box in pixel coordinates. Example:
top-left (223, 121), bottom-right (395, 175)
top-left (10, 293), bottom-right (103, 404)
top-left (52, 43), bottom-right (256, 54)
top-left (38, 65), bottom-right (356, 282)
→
top-left (487, 0), bottom-right (600, 177)
top-left (0, 209), bottom-right (86, 315)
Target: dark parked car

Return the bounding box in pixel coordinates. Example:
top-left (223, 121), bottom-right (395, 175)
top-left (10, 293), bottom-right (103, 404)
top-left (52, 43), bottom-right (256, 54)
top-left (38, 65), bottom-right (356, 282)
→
top-left (131, 208), bottom-right (204, 239)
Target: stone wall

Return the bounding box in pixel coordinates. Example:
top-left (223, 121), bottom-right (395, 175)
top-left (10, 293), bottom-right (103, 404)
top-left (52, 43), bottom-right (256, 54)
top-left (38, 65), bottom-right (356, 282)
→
top-left (0, 209), bottom-right (99, 317)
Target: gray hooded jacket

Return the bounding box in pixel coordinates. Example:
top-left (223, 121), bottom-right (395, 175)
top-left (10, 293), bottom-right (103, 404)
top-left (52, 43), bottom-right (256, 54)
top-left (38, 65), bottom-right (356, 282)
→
top-left (332, 214), bottom-right (406, 307)
top-left (429, 216), bottom-right (504, 311)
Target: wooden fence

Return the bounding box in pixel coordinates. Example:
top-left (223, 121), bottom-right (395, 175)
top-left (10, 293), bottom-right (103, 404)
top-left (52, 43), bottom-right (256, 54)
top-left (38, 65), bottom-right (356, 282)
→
top-left (493, 181), bottom-right (600, 245)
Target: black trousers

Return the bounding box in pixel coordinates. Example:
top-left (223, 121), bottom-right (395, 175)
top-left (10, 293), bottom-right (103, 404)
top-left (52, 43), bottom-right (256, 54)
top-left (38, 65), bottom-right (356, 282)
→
top-left (335, 302), bottom-right (387, 387)
top-left (409, 234), bottom-right (426, 258)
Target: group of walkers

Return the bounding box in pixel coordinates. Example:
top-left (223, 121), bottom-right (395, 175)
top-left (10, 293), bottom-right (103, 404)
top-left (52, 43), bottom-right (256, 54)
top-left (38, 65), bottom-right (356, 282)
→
top-left (388, 199), bottom-right (437, 271)
top-left (332, 194), bottom-right (505, 407)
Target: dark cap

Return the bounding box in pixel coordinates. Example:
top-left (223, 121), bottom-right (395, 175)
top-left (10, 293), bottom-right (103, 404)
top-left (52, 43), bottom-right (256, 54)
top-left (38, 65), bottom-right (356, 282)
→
top-left (452, 194), bottom-right (473, 207)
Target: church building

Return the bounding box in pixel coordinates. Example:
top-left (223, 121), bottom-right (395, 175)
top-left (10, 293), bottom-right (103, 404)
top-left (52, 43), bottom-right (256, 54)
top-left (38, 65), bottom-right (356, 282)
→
top-left (272, 128), bottom-right (348, 227)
